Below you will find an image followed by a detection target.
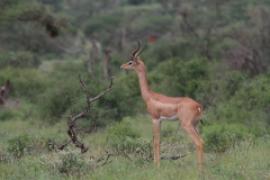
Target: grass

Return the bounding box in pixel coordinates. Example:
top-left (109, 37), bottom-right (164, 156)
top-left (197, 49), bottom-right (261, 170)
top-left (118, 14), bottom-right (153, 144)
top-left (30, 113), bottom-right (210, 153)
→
top-left (0, 116), bottom-right (269, 180)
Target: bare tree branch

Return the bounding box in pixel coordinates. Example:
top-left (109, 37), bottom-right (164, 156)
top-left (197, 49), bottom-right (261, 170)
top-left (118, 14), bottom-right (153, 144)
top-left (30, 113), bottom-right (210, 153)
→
top-left (87, 78), bottom-right (113, 103)
top-left (59, 76), bottom-right (113, 153)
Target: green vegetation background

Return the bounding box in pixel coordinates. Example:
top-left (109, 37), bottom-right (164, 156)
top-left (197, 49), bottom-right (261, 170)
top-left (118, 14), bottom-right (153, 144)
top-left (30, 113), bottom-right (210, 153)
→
top-left (0, 0), bottom-right (270, 179)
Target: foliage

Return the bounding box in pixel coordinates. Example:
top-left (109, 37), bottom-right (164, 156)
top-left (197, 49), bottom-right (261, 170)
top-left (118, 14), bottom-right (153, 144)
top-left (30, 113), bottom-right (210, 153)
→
top-left (0, 68), bottom-right (49, 101)
top-left (84, 13), bottom-right (122, 36)
top-left (202, 123), bottom-right (253, 153)
top-left (0, 117), bottom-right (269, 180)
top-left (0, 101), bottom-right (37, 121)
top-left (104, 73), bottom-right (143, 118)
top-left (39, 78), bottom-right (80, 121)
top-left (0, 51), bottom-right (40, 68)
top-left (106, 120), bottom-right (152, 160)
top-left (57, 152), bottom-right (88, 176)
top-left (198, 69), bottom-right (247, 105)
top-left (6, 134), bottom-right (49, 159)
top-left (149, 58), bottom-right (208, 97)
top-left (205, 74), bottom-right (270, 133)
top-left (107, 121), bottom-right (139, 152)
top-left (7, 135), bottom-right (31, 158)
top-left (1, 0), bottom-right (270, 178)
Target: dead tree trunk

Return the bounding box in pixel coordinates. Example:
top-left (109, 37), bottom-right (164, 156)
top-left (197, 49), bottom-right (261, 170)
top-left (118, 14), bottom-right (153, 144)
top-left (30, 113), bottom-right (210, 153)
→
top-left (59, 76), bottom-right (113, 153)
top-left (103, 48), bottom-right (112, 81)
top-left (87, 40), bottom-right (101, 74)
top-left (0, 80), bottom-right (11, 106)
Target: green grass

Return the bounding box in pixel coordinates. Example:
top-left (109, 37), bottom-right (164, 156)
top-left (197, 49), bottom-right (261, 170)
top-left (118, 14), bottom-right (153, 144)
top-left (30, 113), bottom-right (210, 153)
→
top-left (0, 116), bottom-right (269, 180)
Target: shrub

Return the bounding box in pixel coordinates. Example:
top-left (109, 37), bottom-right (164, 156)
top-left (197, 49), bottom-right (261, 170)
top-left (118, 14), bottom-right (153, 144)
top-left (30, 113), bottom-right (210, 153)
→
top-left (197, 69), bottom-right (247, 105)
top-left (104, 73), bottom-right (143, 119)
top-left (232, 75), bottom-right (270, 110)
top-left (0, 51), bottom-right (40, 69)
top-left (0, 67), bottom-right (49, 101)
top-left (0, 149), bottom-right (10, 163)
top-left (7, 135), bottom-right (31, 158)
top-left (38, 60), bottom-right (116, 124)
top-left (143, 38), bottom-right (198, 65)
top-left (39, 79), bottom-right (81, 121)
top-left (202, 123), bottom-right (253, 153)
top-left (149, 58), bottom-right (208, 98)
top-left (205, 74), bottom-right (270, 134)
top-left (130, 14), bottom-right (173, 36)
top-left (126, 0), bottom-right (147, 5)
top-left (0, 108), bottom-right (17, 121)
top-left (107, 121), bottom-right (140, 152)
top-left (57, 152), bottom-right (87, 176)
top-left (7, 134), bottom-right (49, 158)
top-left (106, 121), bottom-right (151, 160)
top-left (0, 101), bottom-right (39, 121)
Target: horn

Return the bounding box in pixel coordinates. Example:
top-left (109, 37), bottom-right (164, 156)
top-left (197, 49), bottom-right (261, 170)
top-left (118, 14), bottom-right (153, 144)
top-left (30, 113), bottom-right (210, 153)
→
top-left (131, 41), bottom-right (141, 58)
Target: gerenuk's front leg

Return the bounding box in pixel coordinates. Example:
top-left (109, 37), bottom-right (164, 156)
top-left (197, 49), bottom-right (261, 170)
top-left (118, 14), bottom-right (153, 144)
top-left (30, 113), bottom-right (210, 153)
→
top-left (152, 118), bottom-right (161, 167)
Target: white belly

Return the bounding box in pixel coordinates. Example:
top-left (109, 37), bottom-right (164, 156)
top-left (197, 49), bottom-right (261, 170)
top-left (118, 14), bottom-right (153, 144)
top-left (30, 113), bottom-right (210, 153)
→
top-left (160, 115), bottom-right (178, 121)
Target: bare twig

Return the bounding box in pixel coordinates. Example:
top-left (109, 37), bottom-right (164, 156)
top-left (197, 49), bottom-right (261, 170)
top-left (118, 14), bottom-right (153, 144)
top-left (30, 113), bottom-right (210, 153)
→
top-left (0, 80), bottom-right (12, 106)
top-left (58, 76), bottom-right (113, 153)
top-left (87, 78), bottom-right (113, 103)
top-left (161, 153), bottom-right (188, 160)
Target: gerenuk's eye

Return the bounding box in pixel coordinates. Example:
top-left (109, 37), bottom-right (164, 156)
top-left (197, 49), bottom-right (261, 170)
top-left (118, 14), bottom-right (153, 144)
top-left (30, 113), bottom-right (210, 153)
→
top-left (128, 61), bottom-right (133, 65)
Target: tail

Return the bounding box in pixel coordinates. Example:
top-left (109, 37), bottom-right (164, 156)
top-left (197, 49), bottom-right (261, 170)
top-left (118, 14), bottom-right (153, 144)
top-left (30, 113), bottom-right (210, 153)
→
top-left (197, 104), bottom-right (203, 117)
top-left (197, 104), bottom-right (204, 125)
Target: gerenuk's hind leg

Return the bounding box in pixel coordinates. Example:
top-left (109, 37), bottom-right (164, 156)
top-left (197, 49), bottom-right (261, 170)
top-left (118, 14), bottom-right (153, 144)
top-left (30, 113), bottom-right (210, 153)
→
top-left (178, 107), bottom-right (204, 171)
top-left (182, 124), bottom-right (204, 171)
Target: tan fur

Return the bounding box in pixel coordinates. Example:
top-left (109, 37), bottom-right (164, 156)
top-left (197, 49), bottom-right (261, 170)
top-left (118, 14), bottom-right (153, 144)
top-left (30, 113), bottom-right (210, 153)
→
top-left (121, 57), bottom-right (204, 170)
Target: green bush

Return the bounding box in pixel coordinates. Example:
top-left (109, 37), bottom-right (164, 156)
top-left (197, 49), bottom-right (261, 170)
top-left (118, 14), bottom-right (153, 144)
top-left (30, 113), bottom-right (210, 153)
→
top-left (57, 152), bottom-right (87, 176)
top-left (126, 0), bottom-right (147, 5)
top-left (84, 12), bottom-right (122, 44)
top-left (0, 51), bottom-right (40, 69)
top-left (130, 14), bottom-right (173, 35)
top-left (38, 60), bottom-right (110, 122)
top-left (106, 121), bottom-right (151, 160)
top-left (149, 58), bottom-right (208, 98)
top-left (7, 133), bottom-right (50, 158)
top-left (0, 67), bottom-right (49, 101)
top-left (7, 135), bottom-right (31, 158)
top-left (205, 74), bottom-right (270, 134)
top-left (198, 69), bottom-right (247, 105)
top-left (202, 123), bottom-right (253, 153)
top-left (39, 79), bottom-right (81, 121)
top-left (107, 121), bottom-right (140, 152)
top-left (39, 75), bottom-right (117, 125)
top-left (232, 75), bottom-right (270, 110)
top-left (143, 38), bottom-right (198, 65)
top-left (0, 101), bottom-right (39, 121)
top-left (104, 73), bottom-right (143, 118)
top-left (0, 108), bottom-right (17, 121)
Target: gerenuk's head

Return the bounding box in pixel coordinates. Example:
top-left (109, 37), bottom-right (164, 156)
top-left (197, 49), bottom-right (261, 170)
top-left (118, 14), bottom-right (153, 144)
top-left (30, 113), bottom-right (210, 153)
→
top-left (120, 42), bottom-right (145, 72)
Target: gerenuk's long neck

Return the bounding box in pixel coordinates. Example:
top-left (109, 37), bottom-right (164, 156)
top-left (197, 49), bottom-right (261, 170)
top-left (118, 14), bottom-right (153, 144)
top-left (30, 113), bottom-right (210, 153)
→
top-left (135, 63), bottom-right (151, 101)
